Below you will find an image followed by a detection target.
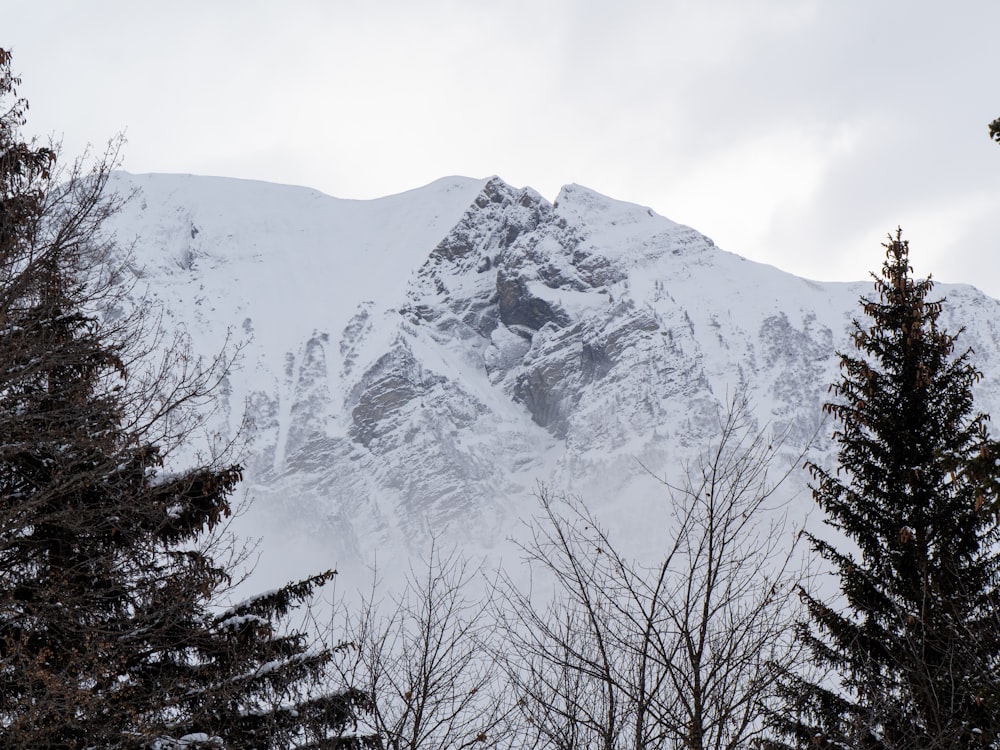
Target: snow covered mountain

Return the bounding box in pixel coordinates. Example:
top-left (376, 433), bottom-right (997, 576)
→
top-left (104, 173), bottom-right (1000, 583)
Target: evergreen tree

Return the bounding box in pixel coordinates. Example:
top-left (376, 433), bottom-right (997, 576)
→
top-left (766, 231), bottom-right (1000, 749)
top-left (0, 48), bottom-right (377, 749)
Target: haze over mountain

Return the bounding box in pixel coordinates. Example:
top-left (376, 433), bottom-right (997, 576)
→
top-left (103, 172), bottom-right (1000, 587)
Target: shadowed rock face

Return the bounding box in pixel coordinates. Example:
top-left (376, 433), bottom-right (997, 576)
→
top-left (105, 173), bottom-right (1000, 566)
top-left (496, 270), bottom-right (572, 333)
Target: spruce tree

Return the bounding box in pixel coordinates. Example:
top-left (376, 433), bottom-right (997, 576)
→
top-left (766, 231), bottom-right (1000, 748)
top-left (0, 48), bottom-right (376, 749)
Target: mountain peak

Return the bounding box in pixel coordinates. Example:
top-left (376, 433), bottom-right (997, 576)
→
top-left (98, 173), bottom-right (1000, 585)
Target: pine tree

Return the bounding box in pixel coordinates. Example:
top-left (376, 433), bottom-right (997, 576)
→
top-left (0, 48), bottom-right (377, 749)
top-left (766, 231), bottom-right (1000, 749)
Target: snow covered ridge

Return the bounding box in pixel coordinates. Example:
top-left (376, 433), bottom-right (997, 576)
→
top-left (102, 172), bottom-right (1000, 579)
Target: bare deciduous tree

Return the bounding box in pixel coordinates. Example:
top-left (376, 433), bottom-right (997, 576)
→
top-left (498, 393), bottom-right (807, 750)
top-left (333, 543), bottom-right (508, 750)
top-left (655, 393), bottom-right (807, 750)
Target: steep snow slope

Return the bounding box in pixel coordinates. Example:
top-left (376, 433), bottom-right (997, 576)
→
top-left (103, 173), bottom-right (1000, 585)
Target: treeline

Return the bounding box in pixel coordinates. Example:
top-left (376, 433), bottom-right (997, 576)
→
top-left (3, 47), bottom-right (1000, 748)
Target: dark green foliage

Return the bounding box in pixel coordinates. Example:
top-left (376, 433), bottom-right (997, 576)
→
top-left (766, 230), bottom-right (1000, 748)
top-left (0, 48), bottom-right (376, 749)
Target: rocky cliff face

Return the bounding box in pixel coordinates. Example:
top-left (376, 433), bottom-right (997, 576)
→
top-left (105, 172), bottom-right (1000, 578)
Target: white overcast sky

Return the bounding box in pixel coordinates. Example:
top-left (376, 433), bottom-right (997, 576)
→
top-left (8, 1), bottom-right (1000, 296)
